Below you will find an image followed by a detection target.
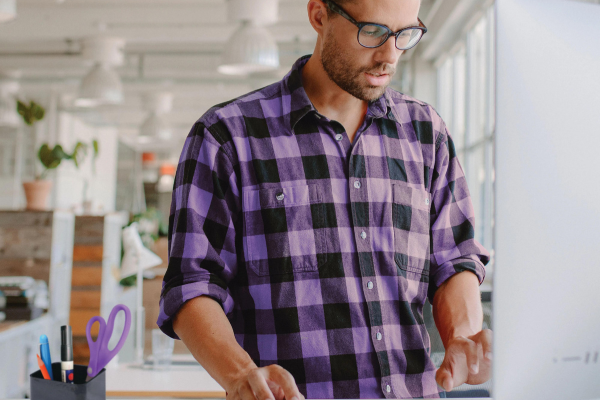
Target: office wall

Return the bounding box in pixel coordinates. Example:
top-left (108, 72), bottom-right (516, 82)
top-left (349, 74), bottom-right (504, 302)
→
top-left (53, 113), bottom-right (118, 213)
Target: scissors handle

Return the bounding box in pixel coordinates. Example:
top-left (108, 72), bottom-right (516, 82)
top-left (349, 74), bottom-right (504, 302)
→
top-left (87, 304), bottom-right (131, 378)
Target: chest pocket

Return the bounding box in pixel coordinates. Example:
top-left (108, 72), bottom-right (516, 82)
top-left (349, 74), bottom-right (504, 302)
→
top-left (391, 182), bottom-right (432, 274)
top-left (242, 184), bottom-right (328, 276)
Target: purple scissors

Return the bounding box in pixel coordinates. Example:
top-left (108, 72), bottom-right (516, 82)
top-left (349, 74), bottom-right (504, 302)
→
top-left (86, 304), bottom-right (131, 379)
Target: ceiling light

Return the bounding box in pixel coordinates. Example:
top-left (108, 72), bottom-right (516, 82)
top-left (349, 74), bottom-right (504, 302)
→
top-left (0, 0), bottom-right (16, 23)
top-left (75, 64), bottom-right (123, 107)
top-left (76, 36), bottom-right (125, 107)
top-left (218, 21), bottom-right (280, 76)
top-left (140, 113), bottom-right (171, 141)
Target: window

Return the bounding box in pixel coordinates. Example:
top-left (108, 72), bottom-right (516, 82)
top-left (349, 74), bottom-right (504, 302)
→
top-left (436, 6), bottom-right (496, 280)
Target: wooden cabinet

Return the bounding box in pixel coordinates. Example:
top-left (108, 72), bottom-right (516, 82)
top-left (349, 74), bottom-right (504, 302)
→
top-left (69, 213), bottom-right (128, 364)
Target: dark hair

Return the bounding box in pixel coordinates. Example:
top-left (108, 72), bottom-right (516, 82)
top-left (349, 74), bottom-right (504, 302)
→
top-left (325, 0), bottom-right (354, 18)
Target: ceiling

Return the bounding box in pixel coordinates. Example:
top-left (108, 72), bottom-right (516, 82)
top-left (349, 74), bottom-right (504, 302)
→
top-left (0, 0), bottom-right (435, 139)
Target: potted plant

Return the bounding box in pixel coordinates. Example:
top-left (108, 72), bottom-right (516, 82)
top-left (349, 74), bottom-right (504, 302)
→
top-left (18, 99), bottom-right (93, 210)
top-left (22, 141), bottom-right (89, 210)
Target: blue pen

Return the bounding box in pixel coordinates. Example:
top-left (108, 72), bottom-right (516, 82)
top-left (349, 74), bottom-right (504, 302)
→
top-left (39, 335), bottom-right (54, 381)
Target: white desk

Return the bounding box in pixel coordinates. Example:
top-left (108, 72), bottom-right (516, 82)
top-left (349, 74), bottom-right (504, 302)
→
top-left (105, 355), bottom-right (225, 398)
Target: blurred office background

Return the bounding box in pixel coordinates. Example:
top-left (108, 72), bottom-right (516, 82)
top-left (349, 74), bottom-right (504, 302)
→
top-left (0, 0), bottom-right (599, 398)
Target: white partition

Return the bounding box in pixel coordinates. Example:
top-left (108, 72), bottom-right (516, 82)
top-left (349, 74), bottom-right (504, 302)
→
top-left (493, 1), bottom-right (600, 399)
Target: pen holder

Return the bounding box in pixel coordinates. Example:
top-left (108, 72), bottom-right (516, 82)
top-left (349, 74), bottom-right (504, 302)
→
top-left (30, 363), bottom-right (106, 400)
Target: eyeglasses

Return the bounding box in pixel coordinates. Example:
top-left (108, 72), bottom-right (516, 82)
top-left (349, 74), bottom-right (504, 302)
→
top-left (322, 0), bottom-right (427, 51)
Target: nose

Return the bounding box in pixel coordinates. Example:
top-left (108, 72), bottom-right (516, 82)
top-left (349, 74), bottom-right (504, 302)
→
top-left (373, 34), bottom-right (403, 67)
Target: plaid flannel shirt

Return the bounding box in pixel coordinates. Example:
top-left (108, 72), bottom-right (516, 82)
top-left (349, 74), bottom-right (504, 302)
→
top-left (158, 55), bottom-right (490, 399)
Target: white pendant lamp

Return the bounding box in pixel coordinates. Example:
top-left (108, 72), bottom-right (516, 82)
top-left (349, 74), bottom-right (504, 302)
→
top-left (75, 36), bottom-right (125, 107)
top-left (0, 0), bottom-right (16, 23)
top-left (218, 0), bottom-right (280, 76)
top-left (139, 92), bottom-right (173, 141)
top-left (218, 21), bottom-right (280, 76)
top-left (75, 64), bottom-right (123, 107)
top-left (140, 113), bottom-right (171, 141)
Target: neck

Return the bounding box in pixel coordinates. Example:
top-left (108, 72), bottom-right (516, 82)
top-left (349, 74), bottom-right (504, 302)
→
top-left (301, 49), bottom-right (368, 127)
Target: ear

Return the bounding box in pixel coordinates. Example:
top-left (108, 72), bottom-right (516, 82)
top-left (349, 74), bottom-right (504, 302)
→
top-left (307, 0), bottom-right (328, 37)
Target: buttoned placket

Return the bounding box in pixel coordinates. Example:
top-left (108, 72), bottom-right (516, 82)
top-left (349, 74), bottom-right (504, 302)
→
top-left (346, 126), bottom-right (393, 398)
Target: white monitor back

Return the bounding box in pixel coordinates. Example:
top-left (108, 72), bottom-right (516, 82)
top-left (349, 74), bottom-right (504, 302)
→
top-left (494, 0), bottom-right (600, 399)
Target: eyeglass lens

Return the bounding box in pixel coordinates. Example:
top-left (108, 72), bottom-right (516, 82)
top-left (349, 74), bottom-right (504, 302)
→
top-left (358, 24), bottom-right (423, 50)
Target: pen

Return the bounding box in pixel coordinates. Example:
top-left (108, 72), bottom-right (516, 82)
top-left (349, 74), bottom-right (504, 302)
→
top-left (61, 325), bottom-right (74, 384)
top-left (36, 354), bottom-right (51, 380)
top-left (39, 334), bottom-right (54, 380)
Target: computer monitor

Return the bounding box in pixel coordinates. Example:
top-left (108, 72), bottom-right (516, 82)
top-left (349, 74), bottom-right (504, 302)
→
top-left (493, 0), bottom-right (600, 399)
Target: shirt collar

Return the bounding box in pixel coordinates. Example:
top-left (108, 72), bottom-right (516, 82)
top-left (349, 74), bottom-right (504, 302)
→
top-left (283, 55), bottom-right (391, 131)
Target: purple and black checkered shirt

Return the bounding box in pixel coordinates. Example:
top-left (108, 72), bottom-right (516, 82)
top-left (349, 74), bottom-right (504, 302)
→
top-left (158, 55), bottom-right (490, 399)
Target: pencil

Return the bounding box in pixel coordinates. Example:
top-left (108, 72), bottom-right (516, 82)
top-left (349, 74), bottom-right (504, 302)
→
top-left (37, 354), bottom-right (51, 380)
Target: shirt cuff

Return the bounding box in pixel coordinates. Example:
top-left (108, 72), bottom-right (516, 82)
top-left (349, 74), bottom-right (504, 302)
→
top-left (157, 279), bottom-right (234, 340)
top-left (427, 256), bottom-right (486, 304)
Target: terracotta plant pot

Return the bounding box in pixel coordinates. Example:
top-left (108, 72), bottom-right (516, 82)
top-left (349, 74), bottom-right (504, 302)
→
top-left (22, 180), bottom-right (53, 211)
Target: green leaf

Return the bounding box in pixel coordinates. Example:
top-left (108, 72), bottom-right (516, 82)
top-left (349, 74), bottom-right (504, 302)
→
top-left (92, 139), bottom-right (99, 157)
top-left (16, 99), bottom-right (46, 126)
top-left (38, 144), bottom-right (62, 170)
top-left (70, 142), bottom-right (88, 168)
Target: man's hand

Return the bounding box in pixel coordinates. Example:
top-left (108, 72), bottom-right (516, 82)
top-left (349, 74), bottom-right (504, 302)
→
top-left (226, 364), bottom-right (305, 400)
top-left (435, 329), bottom-right (493, 391)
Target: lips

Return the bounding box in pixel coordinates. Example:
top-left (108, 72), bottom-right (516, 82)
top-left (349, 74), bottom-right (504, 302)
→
top-left (364, 72), bottom-right (390, 86)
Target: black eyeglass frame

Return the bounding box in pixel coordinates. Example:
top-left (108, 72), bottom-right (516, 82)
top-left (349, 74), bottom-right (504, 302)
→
top-left (322, 0), bottom-right (428, 51)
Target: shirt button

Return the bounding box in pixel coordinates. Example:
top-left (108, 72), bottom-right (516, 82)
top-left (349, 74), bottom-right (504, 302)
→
top-left (367, 281), bottom-right (373, 289)
top-left (276, 193), bottom-right (285, 201)
top-left (360, 231), bottom-right (367, 240)
top-left (376, 331), bottom-right (382, 341)
top-left (386, 385), bottom-right (391, 393)
top-left (425, 198), bottom-right (430, 205)
top-left (335, 134), bottom-right (343, 141)
top-left (354, 180), bottom-right (361, 189)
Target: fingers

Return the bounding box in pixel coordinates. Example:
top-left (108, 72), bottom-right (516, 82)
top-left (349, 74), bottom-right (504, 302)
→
top-left (262, 365), bottom-right (303, 400)
top-left (457, 336), bottom-right (480, 375)
top-left (230, 364), bottom-right (303, 400)
top-left (435, 364), bottom-right (454, 392)
top-left (247, 368), bottom-right (276, 400)
top-left (478, 329), bottom-right (493, 361)
top-left (238, 380), bottom-right (258, 400)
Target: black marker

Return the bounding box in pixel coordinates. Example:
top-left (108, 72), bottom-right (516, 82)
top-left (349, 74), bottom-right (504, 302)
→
top-left (61, 325), bottom-right (74, 384)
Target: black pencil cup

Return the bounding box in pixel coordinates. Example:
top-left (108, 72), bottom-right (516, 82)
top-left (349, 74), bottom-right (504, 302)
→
top-left (30, 362), bottom-right (106, 400)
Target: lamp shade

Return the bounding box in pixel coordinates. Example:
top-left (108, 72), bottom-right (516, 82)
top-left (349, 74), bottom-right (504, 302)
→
top-left (0, 0), bottom-right (16, 23)
top-left (140, 112), bottom-right (171, 141)
top-left (75, 63), bottom-right (123, 107)
top-left (218, 21), bottom-right (279, 75)
top-left (120, 223), bottom-right (163, 279)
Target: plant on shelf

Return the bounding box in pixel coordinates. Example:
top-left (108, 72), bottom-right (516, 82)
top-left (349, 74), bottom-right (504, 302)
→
top-left (18, 98), bottom-right (99, 211)
top-left (38, 142), bottom-right (89, 179)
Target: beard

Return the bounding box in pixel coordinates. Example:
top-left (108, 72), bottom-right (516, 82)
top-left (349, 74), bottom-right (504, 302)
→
top-left (321, 31), bottom-right (396, 102)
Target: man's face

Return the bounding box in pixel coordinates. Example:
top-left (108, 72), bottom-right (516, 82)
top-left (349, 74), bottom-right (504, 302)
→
top-left (320, 0), bottom-right (421, 102)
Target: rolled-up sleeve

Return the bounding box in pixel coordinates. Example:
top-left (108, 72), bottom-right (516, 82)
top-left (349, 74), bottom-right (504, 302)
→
top-left (157, 121), bottom-right (240, 339)
top-left (427, 107), bottom-right (490, 304)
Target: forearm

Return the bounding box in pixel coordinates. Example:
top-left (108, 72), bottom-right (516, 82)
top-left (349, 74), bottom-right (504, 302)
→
top-left (432, 271), bottom-right (483, 348)
top-left (173, 295), bottom-right (257, 392)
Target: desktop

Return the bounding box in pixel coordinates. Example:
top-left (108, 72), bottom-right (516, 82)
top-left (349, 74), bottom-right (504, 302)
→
top-left (493, 0), bottom-right (600, 399)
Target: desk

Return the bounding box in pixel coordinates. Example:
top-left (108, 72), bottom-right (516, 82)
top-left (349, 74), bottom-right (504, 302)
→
top-left (104, 355), bottom-right (484, 400)
top-left (105, 355), bottom-right (226, 398)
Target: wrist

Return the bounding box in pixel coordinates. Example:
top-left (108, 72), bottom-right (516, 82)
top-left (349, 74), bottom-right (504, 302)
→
top-left (222, 362), bottom-right (258, 393)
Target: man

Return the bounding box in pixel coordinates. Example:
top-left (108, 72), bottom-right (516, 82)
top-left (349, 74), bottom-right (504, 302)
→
top-left (158, 0), bottom-right (492, 398)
